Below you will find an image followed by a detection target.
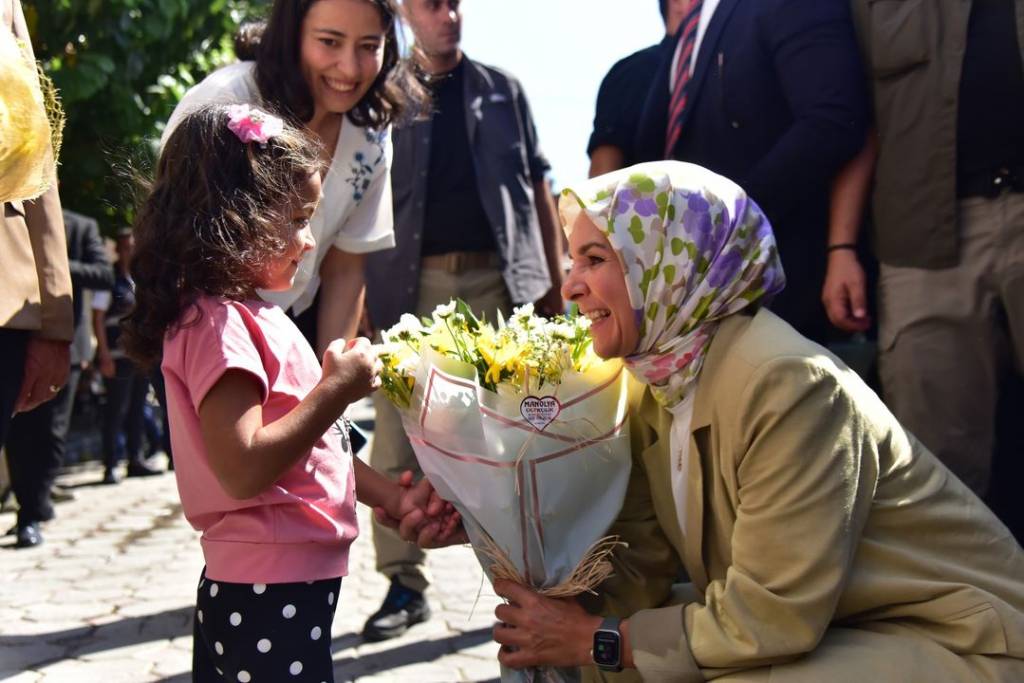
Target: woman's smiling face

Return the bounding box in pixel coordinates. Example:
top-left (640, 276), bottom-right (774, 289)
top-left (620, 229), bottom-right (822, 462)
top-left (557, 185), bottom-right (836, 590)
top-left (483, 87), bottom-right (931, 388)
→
top-left (299, 0), bottom-right (386, 117)
top-left (561, 212), bottom-right (639, 359)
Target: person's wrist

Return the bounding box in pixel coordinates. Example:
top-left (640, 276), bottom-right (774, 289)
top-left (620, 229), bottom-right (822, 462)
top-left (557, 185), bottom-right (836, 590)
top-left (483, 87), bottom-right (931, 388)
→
top-left (580, 613), bottom-right (604, 667)
top-left (385, 485), bottom-right (404, 521)
top-left (827, 247), bottom-right (859, 261)
top-left (318, 372), bottom-right (354, 413)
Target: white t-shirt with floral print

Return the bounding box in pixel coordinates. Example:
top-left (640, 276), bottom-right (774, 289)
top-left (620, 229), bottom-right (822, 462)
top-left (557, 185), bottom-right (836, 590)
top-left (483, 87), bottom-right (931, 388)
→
top-left (163, 61), bottom-right (395, 315)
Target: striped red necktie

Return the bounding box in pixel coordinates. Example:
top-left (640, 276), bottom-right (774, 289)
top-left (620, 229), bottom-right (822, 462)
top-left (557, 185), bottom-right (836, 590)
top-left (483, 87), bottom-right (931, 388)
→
top-left (664, 0), bottom-right (705, 158)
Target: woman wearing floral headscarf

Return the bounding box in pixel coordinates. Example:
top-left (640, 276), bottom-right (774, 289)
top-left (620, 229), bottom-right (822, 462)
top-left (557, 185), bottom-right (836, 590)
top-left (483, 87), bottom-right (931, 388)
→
top-left (475, 162), bottom-right (1024, 682)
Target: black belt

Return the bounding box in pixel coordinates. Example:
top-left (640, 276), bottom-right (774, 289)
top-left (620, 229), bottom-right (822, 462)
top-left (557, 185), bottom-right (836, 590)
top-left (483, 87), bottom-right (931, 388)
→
top-left (957, 166), bottom-right (1024, 199)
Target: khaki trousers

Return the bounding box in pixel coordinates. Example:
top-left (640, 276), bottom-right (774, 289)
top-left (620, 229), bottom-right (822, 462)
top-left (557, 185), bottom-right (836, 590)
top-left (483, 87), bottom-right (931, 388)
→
top-left (878, 192), bottom-right (1024, 496)
top-left (370, 264), bottom-right (513, 593)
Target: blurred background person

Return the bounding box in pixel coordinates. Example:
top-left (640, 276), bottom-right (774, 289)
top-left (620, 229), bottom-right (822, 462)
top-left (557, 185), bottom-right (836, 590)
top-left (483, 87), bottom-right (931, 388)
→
top-left (4, 209), bottom-right (110, 547)
top-left (0, 0), bottom-right (74, 547)
top-left (633, 0), bottom-right (868, 343)
top-left (823, 0), bottom-right (1024, 538)
top-left (92, 228), bottom-right (160, 484)
top-left (588, 0), bottom-right (688, 177)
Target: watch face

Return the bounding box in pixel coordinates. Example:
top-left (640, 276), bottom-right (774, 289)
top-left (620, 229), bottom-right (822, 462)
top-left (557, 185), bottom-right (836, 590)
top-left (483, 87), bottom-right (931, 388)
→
top-left (593, 630), bottom-right (621, 667)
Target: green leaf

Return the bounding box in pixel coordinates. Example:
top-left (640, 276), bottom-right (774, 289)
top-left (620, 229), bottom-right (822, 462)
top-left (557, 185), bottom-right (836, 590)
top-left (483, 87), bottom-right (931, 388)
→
top-left (30, 0), bottom-right (265, 234)
top-left (454, 298), bottom-right (481, 332)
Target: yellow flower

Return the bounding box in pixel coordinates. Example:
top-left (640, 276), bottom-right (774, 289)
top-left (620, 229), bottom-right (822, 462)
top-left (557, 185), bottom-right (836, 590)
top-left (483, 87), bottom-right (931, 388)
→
top-left (477, 329), bottom-right (530, 386)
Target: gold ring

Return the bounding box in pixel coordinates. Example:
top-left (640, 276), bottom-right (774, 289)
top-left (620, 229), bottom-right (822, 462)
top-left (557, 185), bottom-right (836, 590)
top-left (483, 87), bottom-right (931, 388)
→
top-left (48, 384), bottom-right (61, 394)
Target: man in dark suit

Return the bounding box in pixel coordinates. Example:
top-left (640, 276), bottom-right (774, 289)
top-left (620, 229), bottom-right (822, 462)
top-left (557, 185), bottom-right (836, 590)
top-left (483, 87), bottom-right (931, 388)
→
top-left (5, 210), bottom-right (113, 547)
top-left (635, 0), bottom-right (868, 342)
top-left (587, 0), bottom-right (688, 177)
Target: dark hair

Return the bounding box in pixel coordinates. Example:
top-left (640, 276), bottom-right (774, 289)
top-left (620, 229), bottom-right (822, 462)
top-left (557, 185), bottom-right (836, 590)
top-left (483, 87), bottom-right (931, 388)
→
top-left (658, 0), bottom-right (667, 21)
top-left (123, 104), bottom-right (322, 369)
top-left (252, 0), bottom-right (427, 129)
top-left (233, 20), bottom-right (266, 61)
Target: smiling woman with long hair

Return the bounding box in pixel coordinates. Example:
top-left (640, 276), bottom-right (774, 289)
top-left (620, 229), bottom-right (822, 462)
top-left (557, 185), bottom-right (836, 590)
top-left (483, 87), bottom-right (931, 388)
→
top-left (163, 0), bottom-right (428, 354)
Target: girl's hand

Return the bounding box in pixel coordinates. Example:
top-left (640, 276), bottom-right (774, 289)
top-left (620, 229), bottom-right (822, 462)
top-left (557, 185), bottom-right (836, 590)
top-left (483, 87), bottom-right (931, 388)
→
top-left (321, 337), bottom-right (382, 406)
top-left (374, 471), bottom-right (469, 548)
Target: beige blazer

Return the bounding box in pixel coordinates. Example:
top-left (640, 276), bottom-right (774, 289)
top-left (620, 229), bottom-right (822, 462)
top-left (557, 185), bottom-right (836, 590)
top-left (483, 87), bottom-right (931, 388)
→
top-left (0, 0), bottom-right (72, 341)
top-left (591, 310), bottom-right (1024, 682)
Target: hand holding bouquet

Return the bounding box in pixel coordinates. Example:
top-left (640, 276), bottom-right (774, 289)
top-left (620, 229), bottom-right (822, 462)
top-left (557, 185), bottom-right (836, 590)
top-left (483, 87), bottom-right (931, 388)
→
top-left (376, 300), bottom-right (632, 683)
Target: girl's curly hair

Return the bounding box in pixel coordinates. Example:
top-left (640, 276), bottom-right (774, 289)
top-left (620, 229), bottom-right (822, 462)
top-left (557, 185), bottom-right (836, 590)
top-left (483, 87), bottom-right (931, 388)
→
top-left (123, 104), bottom-right (322, 369)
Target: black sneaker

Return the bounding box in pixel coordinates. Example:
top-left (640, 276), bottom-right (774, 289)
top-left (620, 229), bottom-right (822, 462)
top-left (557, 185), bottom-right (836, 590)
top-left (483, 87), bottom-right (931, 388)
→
top-left (361, 577), bottom-right (431, 642)
top-left (14, 522), bottom-right (43, 548)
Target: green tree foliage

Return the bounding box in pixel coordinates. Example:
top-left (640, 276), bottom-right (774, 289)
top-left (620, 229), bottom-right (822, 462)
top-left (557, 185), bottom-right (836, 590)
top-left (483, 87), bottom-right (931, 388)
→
top-left (24, 0), bottom-right (264, 233)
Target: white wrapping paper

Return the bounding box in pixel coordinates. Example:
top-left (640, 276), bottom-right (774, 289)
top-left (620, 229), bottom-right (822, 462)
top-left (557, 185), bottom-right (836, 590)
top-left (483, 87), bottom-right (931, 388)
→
top-left (395, 348), bottom-right (632, 682)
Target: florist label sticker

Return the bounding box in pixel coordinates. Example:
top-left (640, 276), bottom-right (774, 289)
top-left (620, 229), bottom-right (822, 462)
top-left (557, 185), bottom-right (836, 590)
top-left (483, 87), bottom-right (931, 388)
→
top-left (520, 396), bottom-right (561, 432)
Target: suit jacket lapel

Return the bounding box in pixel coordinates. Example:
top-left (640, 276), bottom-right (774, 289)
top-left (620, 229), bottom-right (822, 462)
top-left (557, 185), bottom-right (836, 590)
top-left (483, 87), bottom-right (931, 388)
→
top-left (674, 0), bottom-right (743, 149)
top-left (682, 429), bottom-right (708, 589)
top-left (634, 37), bottom-right (674, 162)
top-left (682, 311), bottom-right (754, 587)
top-left (638, 393), bottom-right (681, 542)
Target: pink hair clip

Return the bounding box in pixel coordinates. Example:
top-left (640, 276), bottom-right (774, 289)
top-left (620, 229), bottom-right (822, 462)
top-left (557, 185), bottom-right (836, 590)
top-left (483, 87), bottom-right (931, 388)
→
top-left (225, 104), bottom-right (284, 144)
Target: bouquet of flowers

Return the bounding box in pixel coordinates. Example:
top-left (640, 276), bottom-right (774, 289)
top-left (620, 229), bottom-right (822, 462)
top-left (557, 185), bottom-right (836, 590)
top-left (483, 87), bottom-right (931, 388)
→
top-left (377, 300), bottom-right (633, 683)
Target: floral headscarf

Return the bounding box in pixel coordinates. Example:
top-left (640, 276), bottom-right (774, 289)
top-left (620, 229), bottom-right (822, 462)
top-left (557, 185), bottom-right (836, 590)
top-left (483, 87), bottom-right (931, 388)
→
top-left (559, 161), bottom-right (785, 409)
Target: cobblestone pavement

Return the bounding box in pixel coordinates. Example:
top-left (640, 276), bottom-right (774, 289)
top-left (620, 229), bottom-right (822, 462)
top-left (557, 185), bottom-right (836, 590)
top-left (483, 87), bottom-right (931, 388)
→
top-left (0, 409), bottom-right (502, 683)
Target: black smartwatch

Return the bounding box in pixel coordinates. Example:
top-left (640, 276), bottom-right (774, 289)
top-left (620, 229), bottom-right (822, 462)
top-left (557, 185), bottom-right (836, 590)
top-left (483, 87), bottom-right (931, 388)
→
top-left (592, 616), bottom-right (623, 672)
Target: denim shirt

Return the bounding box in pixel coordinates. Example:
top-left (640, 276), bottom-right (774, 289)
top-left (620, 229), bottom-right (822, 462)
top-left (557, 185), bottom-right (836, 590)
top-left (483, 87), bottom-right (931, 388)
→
top-left (365, 56), bottom-right (552, 330)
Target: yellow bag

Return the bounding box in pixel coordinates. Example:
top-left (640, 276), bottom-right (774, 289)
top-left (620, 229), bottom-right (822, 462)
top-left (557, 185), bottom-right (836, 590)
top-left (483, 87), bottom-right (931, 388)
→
top-left (0, 25), bottom-right (63, 203)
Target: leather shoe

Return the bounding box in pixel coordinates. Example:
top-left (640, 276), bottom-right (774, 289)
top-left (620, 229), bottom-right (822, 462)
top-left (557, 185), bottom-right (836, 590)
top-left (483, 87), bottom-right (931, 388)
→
top-left (14, 522), bottom-right (43, 548)
top-left (126, 461), bottom-right (162, 478)
top-left (101, 468), bottom-right (121, 485)
top-left (362, 577), bottom-right (431, 642)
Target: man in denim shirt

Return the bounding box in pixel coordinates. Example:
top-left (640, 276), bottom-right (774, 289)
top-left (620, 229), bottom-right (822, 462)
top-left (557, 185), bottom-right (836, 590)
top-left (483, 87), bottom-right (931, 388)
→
top-left (363, 0), bottom-right (564, 641)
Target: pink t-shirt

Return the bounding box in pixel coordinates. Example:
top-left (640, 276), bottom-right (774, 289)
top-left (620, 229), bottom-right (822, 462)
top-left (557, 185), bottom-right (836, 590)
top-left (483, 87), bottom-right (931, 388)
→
top-left (162, 296), bottom-right (358, 584)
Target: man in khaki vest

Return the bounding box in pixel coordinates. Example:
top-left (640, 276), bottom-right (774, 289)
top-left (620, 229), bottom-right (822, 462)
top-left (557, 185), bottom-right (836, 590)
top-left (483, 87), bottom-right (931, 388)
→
top-left (825, 1), bottom-right (1024, 514)
top-left (0, 0), bottom-right (74, 540)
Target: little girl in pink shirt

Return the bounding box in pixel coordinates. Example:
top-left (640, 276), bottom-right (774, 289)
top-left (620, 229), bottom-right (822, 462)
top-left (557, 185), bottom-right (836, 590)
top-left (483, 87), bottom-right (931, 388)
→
top-left (123, 103), bottom-right (454, 682)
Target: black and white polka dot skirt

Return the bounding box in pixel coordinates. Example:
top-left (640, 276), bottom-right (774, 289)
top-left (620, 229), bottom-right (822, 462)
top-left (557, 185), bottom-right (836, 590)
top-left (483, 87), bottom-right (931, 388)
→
top-left (192, 567), bottom-right (341, 682)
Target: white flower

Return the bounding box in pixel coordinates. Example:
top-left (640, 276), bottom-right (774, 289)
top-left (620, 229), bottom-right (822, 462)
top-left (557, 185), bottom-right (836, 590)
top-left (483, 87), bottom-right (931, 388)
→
top-left (399, 313), bottom-right (424, 330)
top-left (433, 301), bottom-right (456, 320)
top-left (383, 313), bottom-right (426, 343)
top-left (511, 303), bottom-right (535, 321)
top-left (546, 321), bottom-right (575, 340)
